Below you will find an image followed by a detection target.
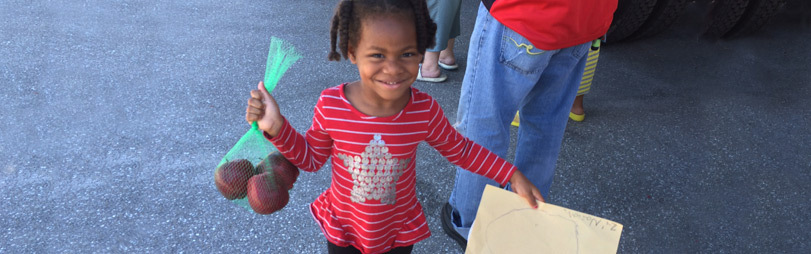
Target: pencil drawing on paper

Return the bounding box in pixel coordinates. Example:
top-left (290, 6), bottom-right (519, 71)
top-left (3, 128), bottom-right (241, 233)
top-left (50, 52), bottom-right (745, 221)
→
top-left (483, 207), bottom-right (582, 253)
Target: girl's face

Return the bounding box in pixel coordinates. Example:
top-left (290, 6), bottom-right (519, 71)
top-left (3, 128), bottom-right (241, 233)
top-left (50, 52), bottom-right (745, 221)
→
top-left (348, 14), bottom-right (421, 104)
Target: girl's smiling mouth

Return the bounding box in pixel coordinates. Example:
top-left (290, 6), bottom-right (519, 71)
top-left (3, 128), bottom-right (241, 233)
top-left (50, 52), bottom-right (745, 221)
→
top-left (377, 79), bottom-right (407, 89)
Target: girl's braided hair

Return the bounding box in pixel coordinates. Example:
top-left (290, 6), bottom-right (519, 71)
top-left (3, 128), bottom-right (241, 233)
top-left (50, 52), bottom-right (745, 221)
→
top-left (328, 0), bottom-right (437, 61)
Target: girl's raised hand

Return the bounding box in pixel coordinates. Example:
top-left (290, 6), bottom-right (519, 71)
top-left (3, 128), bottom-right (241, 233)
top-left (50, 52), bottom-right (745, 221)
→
top-left (246, 81), bottom-right (284, 137)
top-left (509, 170), bottom-right (545, 209)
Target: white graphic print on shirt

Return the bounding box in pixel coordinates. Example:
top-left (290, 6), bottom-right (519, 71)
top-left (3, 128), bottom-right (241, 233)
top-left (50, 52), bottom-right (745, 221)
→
top-left (336, 134), bottom-right (409, 204)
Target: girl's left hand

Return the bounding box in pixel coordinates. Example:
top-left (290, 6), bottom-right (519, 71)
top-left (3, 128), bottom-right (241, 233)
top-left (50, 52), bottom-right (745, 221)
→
top-left (509, 170), bottom-right (545, 209)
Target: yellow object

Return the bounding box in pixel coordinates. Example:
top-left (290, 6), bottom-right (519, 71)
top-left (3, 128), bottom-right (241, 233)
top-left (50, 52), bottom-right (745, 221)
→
top-left (511, 112), bottom-right (520, 127)
top-left (507, 37), bottom-right (544, 55)
top-left (466, 186), bottom-right (623, 254)
top-left (569, 112), bottom-right (585, 122)
top-left (578, 45), bottom-right (600, 96)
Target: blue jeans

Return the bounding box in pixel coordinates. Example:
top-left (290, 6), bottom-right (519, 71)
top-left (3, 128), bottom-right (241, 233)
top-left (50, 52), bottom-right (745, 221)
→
top-left (448, 3), bottom-right (590, 238)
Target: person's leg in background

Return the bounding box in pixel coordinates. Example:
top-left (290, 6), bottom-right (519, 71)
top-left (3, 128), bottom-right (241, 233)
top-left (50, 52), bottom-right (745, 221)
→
top-left (438, 2), bottom-right (461, 70)
top-left (438, 38), bottom-right (457, 69)
top-left (419, 0), bottom-right (462, 82)
top-left (570, 39), bottom-right (601, 122)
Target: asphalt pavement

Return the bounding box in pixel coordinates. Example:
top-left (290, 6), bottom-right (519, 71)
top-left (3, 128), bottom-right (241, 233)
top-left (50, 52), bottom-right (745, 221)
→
top-left (1, 0), bottom-right (809, 253)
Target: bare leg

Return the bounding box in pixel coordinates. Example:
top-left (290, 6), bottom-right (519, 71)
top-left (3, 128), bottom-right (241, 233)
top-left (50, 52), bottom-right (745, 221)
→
top-left (421, 51), bottom-right (442, 78)
top-left (439, 38), bottom-right (456, 66)
top-left (570, 94), bottom-right (585, 115)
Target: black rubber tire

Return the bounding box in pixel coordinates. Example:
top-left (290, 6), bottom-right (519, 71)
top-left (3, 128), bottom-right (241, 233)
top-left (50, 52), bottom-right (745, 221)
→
top-left (723, 0), bottom-right (786, 38)
top-left (607, 0), bottom-right (659, 42)
top-left (626, 0), bottom-right (690, 41)
top-left (781, 0), bottom-right (811, 24)
top-left (703, 0), bottom-right (751, 38)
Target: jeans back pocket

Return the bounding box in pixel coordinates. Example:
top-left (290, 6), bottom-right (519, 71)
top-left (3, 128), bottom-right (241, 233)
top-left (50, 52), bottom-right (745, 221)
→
top-left (499, 28), bottom-right (554, 75)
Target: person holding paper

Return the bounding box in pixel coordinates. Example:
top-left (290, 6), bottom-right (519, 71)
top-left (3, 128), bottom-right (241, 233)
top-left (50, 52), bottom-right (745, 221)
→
top-left (246, 0), bottom-right (544, 253)
top-left (442, 0), bottom-right (617, 251)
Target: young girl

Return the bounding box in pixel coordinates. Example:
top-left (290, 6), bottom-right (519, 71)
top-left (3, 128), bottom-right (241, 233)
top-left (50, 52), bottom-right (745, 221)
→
top-left (246, 1), bottom-right (544, 253)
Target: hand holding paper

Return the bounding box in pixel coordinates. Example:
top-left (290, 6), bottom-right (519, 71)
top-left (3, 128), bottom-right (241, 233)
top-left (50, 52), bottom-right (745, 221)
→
top-left (508, 170), bottom-right (545, 208)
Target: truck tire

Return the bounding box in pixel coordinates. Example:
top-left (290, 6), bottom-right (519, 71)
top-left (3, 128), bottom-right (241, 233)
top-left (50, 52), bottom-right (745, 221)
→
top-left (781, 0), bottom-right (811, 25)
top-left (724, 0), bottom-right (786, 38)
top-left (703, 0), bottom-right (751, 38)
top-left (607, 0), bottom-right (659, 42)
top-left (627, 0), bottom-right (690, 41)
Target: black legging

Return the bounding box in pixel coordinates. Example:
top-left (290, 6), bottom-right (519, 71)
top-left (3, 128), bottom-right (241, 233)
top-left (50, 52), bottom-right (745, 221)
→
top-left (327, 241), bottom-right (413, 254)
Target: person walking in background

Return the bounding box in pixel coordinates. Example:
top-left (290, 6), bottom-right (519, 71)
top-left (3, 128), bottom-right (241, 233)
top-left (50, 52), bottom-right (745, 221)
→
top-left (417, 0), bottom-right (463, 83)
top-left (441, 0), bottom-right (617, 250)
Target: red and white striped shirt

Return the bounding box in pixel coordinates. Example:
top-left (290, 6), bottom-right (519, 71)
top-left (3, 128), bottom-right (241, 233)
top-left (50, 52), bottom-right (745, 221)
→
top-left (266, 84), bottom-right (516, 254)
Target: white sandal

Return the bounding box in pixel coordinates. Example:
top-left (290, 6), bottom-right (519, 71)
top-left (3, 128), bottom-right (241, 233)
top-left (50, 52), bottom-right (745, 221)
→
top-left (417, 67), bottom-right (447, 83)
top-left (438, 61), bottom-right (458, 70)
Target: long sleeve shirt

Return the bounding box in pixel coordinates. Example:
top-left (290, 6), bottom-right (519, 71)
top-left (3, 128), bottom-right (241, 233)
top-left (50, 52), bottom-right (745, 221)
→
top-left (266, 84), bottom-right (516, 254)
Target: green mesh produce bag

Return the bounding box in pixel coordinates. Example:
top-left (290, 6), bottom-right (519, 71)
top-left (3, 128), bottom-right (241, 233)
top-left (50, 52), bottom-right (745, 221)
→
top-left (214, 37), bottom-right (301, 213)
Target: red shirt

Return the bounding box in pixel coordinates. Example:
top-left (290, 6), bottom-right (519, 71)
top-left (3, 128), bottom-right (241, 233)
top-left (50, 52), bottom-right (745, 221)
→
top-left (267, 84), bottom-right (516, 254)
top-left (490, 0), bottom-right (618, 50)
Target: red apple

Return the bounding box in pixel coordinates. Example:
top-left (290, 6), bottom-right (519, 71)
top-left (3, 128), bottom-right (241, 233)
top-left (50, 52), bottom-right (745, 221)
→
top-left (255, 151), bottom-right (299, 190)
top-left (214, 159), bottom-right (254, 200)
top-left (247, 172), bottom-right (289, 214)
